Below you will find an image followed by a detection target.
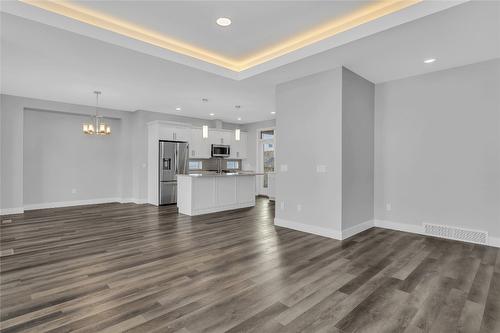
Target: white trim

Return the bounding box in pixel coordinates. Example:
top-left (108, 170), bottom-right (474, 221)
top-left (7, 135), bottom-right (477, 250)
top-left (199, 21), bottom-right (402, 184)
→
top-left (119, 198), bottom-right (147, 204)
top-left (342, 220), bottom-right (374, 239)
top-left (23, 198), bottom-right (122, 211)
top-left (374, 219), bottom-right (426, 235)
top-left (489, 236), bottom-right (500, 248)
top-left (0, 207), bottom-right (25, 215)
top-left (374, 219), bottom-right (500, 249)
top-left (274, 218), bottom-right (342, 240)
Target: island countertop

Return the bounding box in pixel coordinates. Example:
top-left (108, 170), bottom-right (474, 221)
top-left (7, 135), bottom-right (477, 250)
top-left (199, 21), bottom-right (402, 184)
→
top-left (178, 172), bottom-right (263, 177)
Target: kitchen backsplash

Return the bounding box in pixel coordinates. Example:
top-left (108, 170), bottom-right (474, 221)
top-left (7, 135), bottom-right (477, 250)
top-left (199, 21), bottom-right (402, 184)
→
top-left (188, 158), bottom-right (242, 172)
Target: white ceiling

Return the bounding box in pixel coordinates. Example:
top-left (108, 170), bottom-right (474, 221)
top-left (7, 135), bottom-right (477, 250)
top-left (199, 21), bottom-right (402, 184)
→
top-left (1, 0), bottom-right (499, 123)
top-left (71, 0), bottom-right (370, 60)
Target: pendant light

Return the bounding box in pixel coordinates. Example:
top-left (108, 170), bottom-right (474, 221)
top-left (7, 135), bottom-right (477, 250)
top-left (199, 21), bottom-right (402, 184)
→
top-left (83, 91), bottom-right (111, 135)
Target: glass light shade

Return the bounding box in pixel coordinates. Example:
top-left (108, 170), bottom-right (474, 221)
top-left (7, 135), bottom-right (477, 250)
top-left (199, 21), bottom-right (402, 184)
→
top-left (88, 124), bottom-right (95, 133)
top-left (235, 129), bottom-right (240, 141)
top-left (99, 123), bottom-right (106, 134)
top-left (106, 126), bottom-right (111, 134)
top-left (202, 125), bottom-right (208, 139)
top-left (83, 124), bottom-right (89, 133)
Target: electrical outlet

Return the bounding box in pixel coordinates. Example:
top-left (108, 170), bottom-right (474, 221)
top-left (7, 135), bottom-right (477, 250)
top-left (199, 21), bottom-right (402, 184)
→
top-left (386, 203), bottom-right (392, 211)
top-left (280, 201), bottom-right (285, 211)
top-left (71, 188), bottom-right (77, 194)
top-left (297, 204), bottom-right (302, 212)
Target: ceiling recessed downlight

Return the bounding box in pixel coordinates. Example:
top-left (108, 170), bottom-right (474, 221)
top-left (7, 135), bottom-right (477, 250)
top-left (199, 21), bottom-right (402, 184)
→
top-left (237, 117), bottom-right (242, 121)
top-left (175, 107), bottom-right (181, 111)
top-left (216, 17), bottom-right (232, 27)
top-left (209, 113), bottom-right (215, 116)
top-left (271, 111), bottom-right (276, 115)
top-left (424, 58), bottom-right (436, 64)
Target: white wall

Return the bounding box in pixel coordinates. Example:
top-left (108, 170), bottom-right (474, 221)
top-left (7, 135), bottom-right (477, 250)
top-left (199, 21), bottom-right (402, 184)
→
top-left (342, 68), bottom-right (375, 230)
top-left (23, 109), bottom-right (122, 206)
top-left (275, 68), bottom-right (343, 236)
top-left (375, 59), bottom-right (500, 238)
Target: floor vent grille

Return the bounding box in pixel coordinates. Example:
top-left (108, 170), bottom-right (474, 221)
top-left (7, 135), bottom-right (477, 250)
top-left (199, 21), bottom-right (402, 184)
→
top-left (423, 223), bottom-right (488, 245)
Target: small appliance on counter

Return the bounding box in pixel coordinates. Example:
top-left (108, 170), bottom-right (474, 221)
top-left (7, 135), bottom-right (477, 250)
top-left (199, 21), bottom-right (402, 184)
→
top-left (159, 140), bottom-right (189, 205)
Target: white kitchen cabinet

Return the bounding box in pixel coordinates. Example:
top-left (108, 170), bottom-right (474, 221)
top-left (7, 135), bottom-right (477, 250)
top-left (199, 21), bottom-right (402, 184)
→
top-left (209, 129), bottom-right (231, 145)
top-left (190, 128), bottom-right (211, 159)
top-left (158, 125), bottom-right (191, 142)
top-left (230, 131), bottom-right (248, 159)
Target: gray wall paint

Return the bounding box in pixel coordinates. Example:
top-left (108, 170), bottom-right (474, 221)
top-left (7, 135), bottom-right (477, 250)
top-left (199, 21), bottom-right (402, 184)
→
top-left (341, 68), bottom-right (375, 229)
top-left (23, 110), bottom-right (122, 205)
top-left (375, 59), bottom-right (500, 237)
top-left (275, 68), bottom-right (343, 231)
top-left (0, 94), bottom-right (241, 210)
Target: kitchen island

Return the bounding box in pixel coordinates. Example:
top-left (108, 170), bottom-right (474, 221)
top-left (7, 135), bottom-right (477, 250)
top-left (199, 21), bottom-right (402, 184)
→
top-left (177, 173), bottom-right (258, 216)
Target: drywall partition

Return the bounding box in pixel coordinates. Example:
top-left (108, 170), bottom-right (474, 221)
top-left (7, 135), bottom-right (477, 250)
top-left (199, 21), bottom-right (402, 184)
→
top-left (0, 95), bottom-right (24, 214)
top-left (341, 68), bottom-right (375, 236)
top-left (242, 119), bottom-right (276, 172)
top-left (374, 59), bottom-right (500, 241)
top-left (274, 68), bottom-right (343, 238)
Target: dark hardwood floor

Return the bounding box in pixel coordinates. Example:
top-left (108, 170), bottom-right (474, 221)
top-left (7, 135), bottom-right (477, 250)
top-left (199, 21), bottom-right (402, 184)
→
top-left (1, 198), bottom-right (499, 332)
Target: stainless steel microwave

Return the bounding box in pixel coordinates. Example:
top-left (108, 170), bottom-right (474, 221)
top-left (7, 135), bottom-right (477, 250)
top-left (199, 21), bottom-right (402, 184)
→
top-left (211, 144), bottom-right (230, 158)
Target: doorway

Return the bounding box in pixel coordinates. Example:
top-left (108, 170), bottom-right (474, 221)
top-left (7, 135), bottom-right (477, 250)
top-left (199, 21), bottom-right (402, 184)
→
top-left (256, 128), bottom-right (275, 196)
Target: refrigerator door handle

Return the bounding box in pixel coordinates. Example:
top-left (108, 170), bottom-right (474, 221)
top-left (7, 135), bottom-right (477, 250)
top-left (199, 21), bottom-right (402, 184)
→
top-left (175, 146), bottom-right (178, 174)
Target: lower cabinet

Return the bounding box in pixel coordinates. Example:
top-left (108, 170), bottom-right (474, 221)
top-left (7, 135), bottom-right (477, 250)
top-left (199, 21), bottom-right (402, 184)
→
top-left (177, 175), bottom-right (256, 216)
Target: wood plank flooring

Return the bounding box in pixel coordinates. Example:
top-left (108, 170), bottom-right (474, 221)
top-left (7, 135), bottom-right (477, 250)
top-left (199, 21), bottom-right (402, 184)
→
top-left (1, 198), bottom-right (499, 332)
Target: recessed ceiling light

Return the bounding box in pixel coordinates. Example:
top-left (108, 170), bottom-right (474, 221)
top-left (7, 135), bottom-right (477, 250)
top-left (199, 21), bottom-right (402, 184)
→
top-left (237, 117), bottom-right (242, 121)
top-left (216, 17), bottom-right (232, 27)
top-left (209, 113), bottom-right (215, 116)
top-left (424, 58), bottom-right (436, 64)
top-left (175, 107), bottom-right (181, 111)
top-left (271, 111), bottom-right (276, 115)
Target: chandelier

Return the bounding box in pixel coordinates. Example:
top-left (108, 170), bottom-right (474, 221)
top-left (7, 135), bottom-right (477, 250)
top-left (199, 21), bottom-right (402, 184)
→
top-left (83, 91), bottom-right (111, 135)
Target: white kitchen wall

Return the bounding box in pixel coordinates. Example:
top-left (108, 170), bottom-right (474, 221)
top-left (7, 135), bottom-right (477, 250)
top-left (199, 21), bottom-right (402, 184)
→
top-left (275, 68), bottom-right (343, 237)
top-left (341, 68), bottom-right (375, 232)
top-left (375, 58), bottom-right (500, 238)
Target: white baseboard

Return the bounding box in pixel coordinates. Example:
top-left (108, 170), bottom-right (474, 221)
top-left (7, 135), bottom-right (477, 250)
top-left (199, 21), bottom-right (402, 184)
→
top-left (0, 207), bottom-right (24, 215)
top-left (489, 236), bottom-right (500, 248)
top-left (274, 218), bottom-right (342, 240)
top-left (23, 198), bottom-right (123, 211)
top-left (342, 220), bottom-right (374, 239)
top-left (119, 198), bottom-right (147, 204)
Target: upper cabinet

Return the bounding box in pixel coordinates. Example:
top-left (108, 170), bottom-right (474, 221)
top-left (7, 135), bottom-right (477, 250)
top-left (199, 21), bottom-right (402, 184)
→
top-left (158, 124), bottom-right (191, 142)
top-left (148, 121), bottom-right (247, 161)
top-left (190, 128), bottom-right (211, 159)
top-left (208, 129), bottom-right (231, 145)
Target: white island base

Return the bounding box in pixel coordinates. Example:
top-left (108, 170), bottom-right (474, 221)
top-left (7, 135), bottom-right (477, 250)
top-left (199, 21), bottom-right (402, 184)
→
top-left (177, 174), bottom-right (256, 216)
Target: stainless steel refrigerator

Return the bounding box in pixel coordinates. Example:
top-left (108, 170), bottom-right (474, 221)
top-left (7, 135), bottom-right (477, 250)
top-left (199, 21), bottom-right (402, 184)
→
top-left (159, 140), bottom-right (189, 205)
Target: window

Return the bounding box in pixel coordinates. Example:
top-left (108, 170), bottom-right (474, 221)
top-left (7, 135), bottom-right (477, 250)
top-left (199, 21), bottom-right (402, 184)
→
top-left (226, 161), bottom-right (239, 169)
top-left (189, 161), bottom-right (203, 170)
top-left (260, 129), bottom-right (274, 140)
